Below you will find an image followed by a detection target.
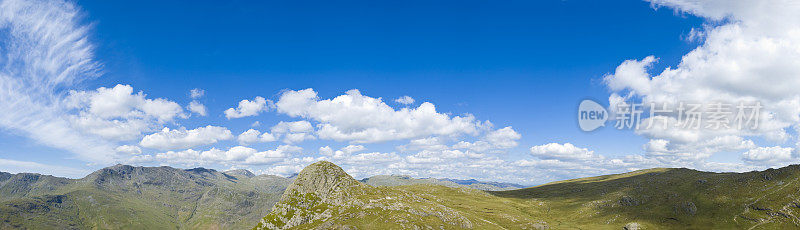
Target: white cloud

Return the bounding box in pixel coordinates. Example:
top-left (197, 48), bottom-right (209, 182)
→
top-left (259, 132), bottom-right (277, 142)
top-left (275, 88), bottom-right (484, 143)
top-left (147, 145), bottom-right (302, 166)
top-left (187, 101), bottom-right (207, 116)
top-left (69, 115), bottom-right (150, 141)
top-left (224, 96), bottom-right (271, 119)
top-left (237, 128), bottom-right (277, 145)
top-left (401, 137), bottom-right (449, 152)
top-left (347, 152), bottom-right (401, 164)
top-left (319, 145), bottom-right (365, 159)
top-left (271, 120), bottom-right (314, 133)
top-left (530, 143), bottom-right (597, 161)
top-left (394, 95), bottom-right (415, 105)
top-left (115, 145), bottom-right (142, 155)
top-left (65, 84), bottom-right (187, 141)
top-left (0, 0), bottom-right (117, 163)
top-left (237, 129), bottom-right (261, 145)
top-left (484, 126), bottom-right (521, 149)
top-left (603, 0), bottom-right (800, 166)
top-left (742, 146), bottom-right (796, 166)
top-left (140, 126), bottom-right (233, 150)
top-left (190, 88), bottom-right (205, 99)
top-left (270, 121), bottom-right (315, 144)
top-left (67, 84), bottom-right (185, 122)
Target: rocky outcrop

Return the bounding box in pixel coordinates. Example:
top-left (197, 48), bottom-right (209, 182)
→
top-left (226, 169), bottom-right (256, 178)
top-left (255, 161), bottom-right (477, 229)
top-left (624, 222), bottom-right (641, 230)
top-left (255, 161), bottom-right (367, 229)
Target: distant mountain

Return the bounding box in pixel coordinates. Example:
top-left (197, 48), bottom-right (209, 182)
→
top-left (359, 175), bottom-right (524, 191)
top-left (0, 164), bottom-right (291, 229)
top-left (256, 161), bottom-right (800, 229)
top-left (439, 178), bottom-right (524, 190)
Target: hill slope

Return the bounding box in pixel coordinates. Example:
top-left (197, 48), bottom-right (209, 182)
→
top-left (256, 161), bottom-right (800, 229)
top-left (0, 165), bottom-right (291, 229)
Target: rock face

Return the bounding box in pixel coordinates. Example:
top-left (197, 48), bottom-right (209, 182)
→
top-left (284, 161), bottom-right (365, 205)
top-left (255, 161), bottom-right (367, 229)
top-left (226, 169), bottom-right (256, 178)
top-left (624, 222), bottom-right (641, 230)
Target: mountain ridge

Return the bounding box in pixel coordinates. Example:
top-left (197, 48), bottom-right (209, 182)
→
top-left (0, 164), bottom-right (292, 229)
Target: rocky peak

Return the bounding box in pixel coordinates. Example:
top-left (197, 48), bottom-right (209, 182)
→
top-left (286, 161), bottom-right (362, 201)
top-left (256, 161), bottom-right (367, 229)
top-left (225, 169), bottom-right (255, 178)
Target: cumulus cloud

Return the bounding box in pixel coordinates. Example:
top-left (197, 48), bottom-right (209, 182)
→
top-left (275, 88), bottom-right (484, 143)
top-left (237, 129), bottom-right (261, 145)
top-left (237, 129), bottom-right (276, 145)
top-left (394, 95), bottom-right (415, 105)
top-left (115, 145), bottom-right (142, 155)
top-left (65, 84), bottom-right (187, 141)
top-left (602, 0), bottom-right (800, 167)
top-left (742, 146), bottom-right (796, 166)
top-left (484, 126), bottom-right (521, 149)
top-left (319, 145), bottom-right (366, 159)
top-left (224, 96), bottom-right (271, 119)
top-left (141, 145), bottom-right (302, 166)
top-left (270, 121), bottom-right (316, 144)
top-left (66, 84), bottom-right (185, 121)
top-left (187, 101), bottom-right (207, 116)
top-left (530, 143), bottom-right (597, 161)
top-left (140, 126), bottom-right (233, 150)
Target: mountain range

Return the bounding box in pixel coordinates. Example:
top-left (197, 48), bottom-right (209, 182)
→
top-left (0, 165), bottom-right (290, 229)
top-left (5, 161), bottom-right (800, 229)
top-left (0, 163), bottom-right (520, 229)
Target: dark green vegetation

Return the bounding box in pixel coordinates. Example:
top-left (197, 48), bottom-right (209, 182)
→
top-left (258, 161), bottom-right (800, 229)
top-left (0, 165), bottom-right (291, 229)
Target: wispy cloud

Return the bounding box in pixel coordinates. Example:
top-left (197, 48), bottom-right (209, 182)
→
top-left (0, 0), bottom-right (115, 163)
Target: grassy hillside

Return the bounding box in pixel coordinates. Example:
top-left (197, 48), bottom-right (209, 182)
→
top-left (256, 161), bottom-right (800, 229)
top-left (0, 165), bottom-right (291, 230)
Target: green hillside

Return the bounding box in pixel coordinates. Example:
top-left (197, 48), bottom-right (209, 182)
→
top-left (6, 161), bottom-right (800, 229)
top-left (256, 161), bottom-right (800, 229)
top-left (0, 165), bottom-right (291, 229)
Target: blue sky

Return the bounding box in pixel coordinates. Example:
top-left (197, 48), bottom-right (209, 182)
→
top-left (2, 0), bottom-right (798, 185)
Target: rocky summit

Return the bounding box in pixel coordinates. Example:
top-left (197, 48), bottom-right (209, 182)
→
top-left (255, 161), bottom-right (481, 229)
